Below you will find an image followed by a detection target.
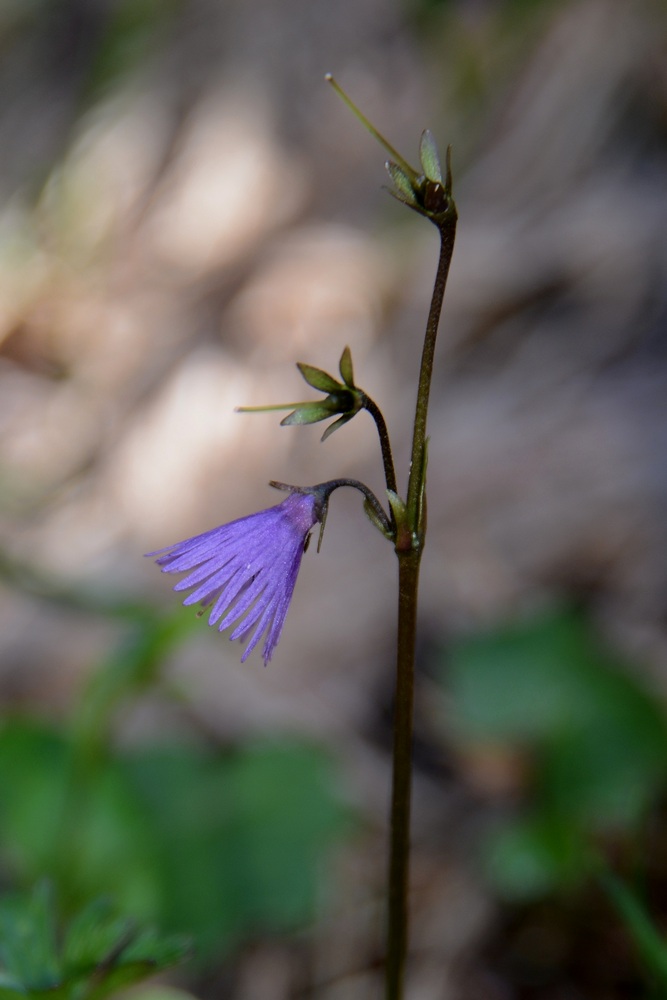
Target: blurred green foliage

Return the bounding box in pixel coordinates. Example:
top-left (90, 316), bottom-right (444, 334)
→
top-left (0, 571), bottom-right (348, 973)
top-left (599, 869), bottom-right (667, 992)
top-left (0, 719), bottom-right (345, 965)
top-left (85, 0), bottom-right (183, 104)
top-left (0, 882), bottom-right (187, 999)
top-left (0, 0), bottom-right (182, 104)
top-left (444, 607), bottom-right (667, 900)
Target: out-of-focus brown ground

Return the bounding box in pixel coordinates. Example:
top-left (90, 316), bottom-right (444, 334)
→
top-left (1, 0), bottom-right (666, 996)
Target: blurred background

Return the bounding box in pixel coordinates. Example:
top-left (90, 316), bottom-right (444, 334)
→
top-left (1, 0), bottom-right (667, 996)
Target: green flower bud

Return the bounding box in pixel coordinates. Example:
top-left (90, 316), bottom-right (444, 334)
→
top-left (326, 75), bottom-right (455, 226)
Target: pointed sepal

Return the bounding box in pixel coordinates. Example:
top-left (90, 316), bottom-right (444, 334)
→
top-left (280, 403), bottom-right (338, 426)
top-left (321, 411), bottom-right (356, 441)
top-left (297, 362), bottom-right (341, 393)
top-left (419, 129), bottom-right (442, 183)
top-left (339, 346), bottom-right (355, 388)
top-left (383, 138), bottom-right (454, 224)
top-left (386, 161), bottom-right (419, 207)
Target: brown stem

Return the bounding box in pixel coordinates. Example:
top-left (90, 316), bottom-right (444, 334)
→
top-left (386, 205), bottom-right (457, 1000)
top-left (360, 392), bottom-right (398, 498)
top-left (405, 212), bottom-right (457, 530)
top-left (386, 550), bottom-right (420, 1000)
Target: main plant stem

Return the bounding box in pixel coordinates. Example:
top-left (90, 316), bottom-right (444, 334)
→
top-left (386, 549), bottom-right (420, 999)
top-left (405, 217), bottom-right (458, 523)
top-left (386, 210), bottom-right (457, 1000)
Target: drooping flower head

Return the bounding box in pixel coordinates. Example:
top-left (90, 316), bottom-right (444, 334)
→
top-left (147, 487), bottom-right (324, 665)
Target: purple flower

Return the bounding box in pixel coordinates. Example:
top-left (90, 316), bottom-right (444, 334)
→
top-left (148, 490), bottom-right (321, 664)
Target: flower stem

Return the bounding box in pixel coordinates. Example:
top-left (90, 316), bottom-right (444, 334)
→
top-left (270, 477), bottom-right (391, 536)
top-left (360, 391), bottom-right (398, 497)
top-left (406, 214), bottom-right (457, 528)
top-left (386, 207), bottom-right (457, 1000)
top-left (386, 548), bottom-right (420, 1000)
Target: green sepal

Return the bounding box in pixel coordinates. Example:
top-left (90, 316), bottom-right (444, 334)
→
top-left (280, 403), bottom-right (336, 426)
top-left (386, 161), bottom-right (419, 207)
top-left (339, 346), bottom-right (355, 388)
top-left (296, 362), bottom-right (341, 393)
top-left (386, 143), bottom-right (455, 225)
top-left (363, 498), bottom-right (393, 540)
top-left (419, 129), bottom-right (442, 183)
top-left (321, 412), bottom-right (355, 442)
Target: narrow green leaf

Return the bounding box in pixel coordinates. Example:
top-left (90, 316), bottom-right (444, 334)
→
top-left (600, 870), bottom-right (667, 985)
top-left (62, 898), bottom-right (131, 968)
top-left (296, 363), bottom-right (341, 393)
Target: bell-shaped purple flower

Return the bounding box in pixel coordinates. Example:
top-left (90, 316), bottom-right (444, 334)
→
top-left (148, 490), bottom-right (321, 665)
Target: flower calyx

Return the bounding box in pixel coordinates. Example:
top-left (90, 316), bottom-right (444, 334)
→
top-left (325, 74), bottom-right (455, 226)
top-left (385, 133), bottom-right (455, 225)
top-left (289, 347), bottom-right (362, 441)
top-left (238, 347), bottom-right (363, 442)
top-left (271, 476), bottom-right (394, 550)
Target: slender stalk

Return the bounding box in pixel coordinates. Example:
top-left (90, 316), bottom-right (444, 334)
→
top-left (360, 391), bottom-right (398, 497)
top-left (406, 214), bottom-right (457, 527)
top-left (269, 477), bottom-right (392, 536)
top-left (386, 209), bottom-right (457, 1000)
top-left (325, 74), bottom-right (418, 183)
top-left (315, 476), bottom-right (392, 535)
top-left (386, 549), bottom-right (420, 1000)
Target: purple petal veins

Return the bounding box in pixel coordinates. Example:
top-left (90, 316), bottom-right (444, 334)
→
top-left (147, 491), bottom-right (319, 664)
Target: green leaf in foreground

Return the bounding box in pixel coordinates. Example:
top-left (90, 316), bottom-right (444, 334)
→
top-left (599, 869), bottom-right (667, 987)
top-left (0, 722), bottom-right (348, 963)
top-left (0, 884), bottom-right (188, 1000)
top-left (442, 607), bottom-right (667, 900)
